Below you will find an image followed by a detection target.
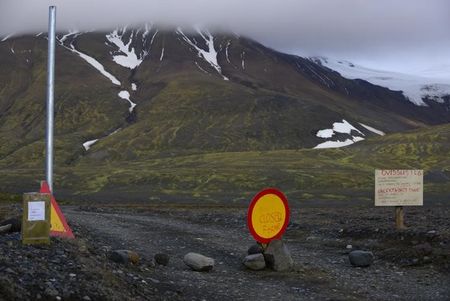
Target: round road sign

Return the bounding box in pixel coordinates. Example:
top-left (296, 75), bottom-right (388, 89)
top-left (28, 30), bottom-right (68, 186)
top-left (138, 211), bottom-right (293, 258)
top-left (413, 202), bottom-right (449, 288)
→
top-left (247, 188), bottom-right (290, 244)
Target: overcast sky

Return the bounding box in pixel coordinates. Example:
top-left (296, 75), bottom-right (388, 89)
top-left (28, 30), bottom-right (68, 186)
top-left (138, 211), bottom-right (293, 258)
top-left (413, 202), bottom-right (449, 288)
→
top-left (1, 0), bottom-right (449, 73)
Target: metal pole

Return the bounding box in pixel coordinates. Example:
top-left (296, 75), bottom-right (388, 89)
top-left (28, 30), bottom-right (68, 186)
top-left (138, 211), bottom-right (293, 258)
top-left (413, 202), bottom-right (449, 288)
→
top-left (46, 6), bottom-right (56, 192)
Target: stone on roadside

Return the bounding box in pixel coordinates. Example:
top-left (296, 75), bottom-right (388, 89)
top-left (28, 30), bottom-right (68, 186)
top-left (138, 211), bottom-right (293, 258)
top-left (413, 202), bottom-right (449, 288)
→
top-left (264, 240), bottom-right (294, 272)
top-left (413, 243), bottom-right (432, 257)
top-left (349, 250), bottom-right (374, 267)
top-left (0, 224), bottom-right (12, 234)
top-left (242, 253), bottom-right (266, 270)
top-left (247, 244), bottom-right (264, 255)
top-left (154, 253), bottom-right (170, 266)
top-left (109, 250), bottom-right (140, 265)
top-left (0, 217), bottom-right (21, 233)
top-left (183, 252), bottom-right (214, 272)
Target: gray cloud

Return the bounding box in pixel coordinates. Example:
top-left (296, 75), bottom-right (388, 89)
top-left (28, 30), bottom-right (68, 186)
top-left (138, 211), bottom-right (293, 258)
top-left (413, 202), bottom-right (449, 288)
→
top-left (1, 0), bottom-right (449, 72)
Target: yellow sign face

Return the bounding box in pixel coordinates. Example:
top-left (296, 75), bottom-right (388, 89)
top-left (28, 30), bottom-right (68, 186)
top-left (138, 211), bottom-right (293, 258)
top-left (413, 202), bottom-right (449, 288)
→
top-left (50, 204), bottom-right (66, 232)
top-left (248, 188), bottom-right (290, 243)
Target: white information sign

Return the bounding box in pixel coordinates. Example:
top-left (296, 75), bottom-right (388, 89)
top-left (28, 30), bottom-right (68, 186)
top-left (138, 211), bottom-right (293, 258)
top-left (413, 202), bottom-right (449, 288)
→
top-left (375, 170), bottom-right (423, 206)
top-left (28, 201), bottom-right (46, 221)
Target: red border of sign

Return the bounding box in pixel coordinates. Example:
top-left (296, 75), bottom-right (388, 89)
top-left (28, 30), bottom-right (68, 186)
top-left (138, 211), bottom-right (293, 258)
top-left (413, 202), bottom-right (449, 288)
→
top-left (40, 181), bottom-right (75, 239)
top-left (247, 188), bottom-right (290, 244)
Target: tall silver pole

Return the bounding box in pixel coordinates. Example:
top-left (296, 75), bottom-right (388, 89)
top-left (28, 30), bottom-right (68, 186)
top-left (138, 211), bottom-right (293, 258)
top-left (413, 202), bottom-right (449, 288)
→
top-left (46, 6), bottom-right (56, 192)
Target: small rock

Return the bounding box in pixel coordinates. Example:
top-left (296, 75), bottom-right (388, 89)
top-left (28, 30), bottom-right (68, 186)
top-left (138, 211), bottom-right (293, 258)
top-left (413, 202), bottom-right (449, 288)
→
top-left (109, 250), bottom-right (140, 264)
top-left (44, 287), bottom-right (59, 298)
top-left (242, 253), bottom-right (266, 270)
top-left (349, 250), bottom-right (374, 267)
top-left (148, 278), bottom-right (160, 284)
top-left (82, 296), bottom-right (91, 301)
top-left (154, 253), bottom-right (170, 266)
top-left (423, 256), bottom-right (432, 264)
top-left (0, 217), bottom-right (21, 233)
top-left (78, 245), bottom-right (89, 254)
top-left (0, 224), bottom-right (12, 234)
top-left (247, 244), bottom-right (264, 255)
top-left (346, 245), bottom-right (353, 249)
top-left (413, 243), bottom-right (433, 257)
top-left (183, 252), bottom-right (214, 272)
top-left (264, 240), bottom-right (294, 272)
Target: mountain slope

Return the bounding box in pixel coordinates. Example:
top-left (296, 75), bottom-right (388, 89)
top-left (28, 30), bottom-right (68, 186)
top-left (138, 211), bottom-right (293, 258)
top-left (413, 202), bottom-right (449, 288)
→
top-left (0, 26), bottom-right (449, 199)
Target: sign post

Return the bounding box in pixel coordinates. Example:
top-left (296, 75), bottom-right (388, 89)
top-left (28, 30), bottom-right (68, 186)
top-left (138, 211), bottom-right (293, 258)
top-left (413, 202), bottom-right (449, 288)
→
top-left (375, 170), bottom-right (423, 230)
top-left (247, 188), bottom-right (290, 244)
top-left (395, 206), bottom-right (405, 230)
top-left (39, 6), bottom-right (74, 239)
top-left (46, 6), bottom-right (56, 192)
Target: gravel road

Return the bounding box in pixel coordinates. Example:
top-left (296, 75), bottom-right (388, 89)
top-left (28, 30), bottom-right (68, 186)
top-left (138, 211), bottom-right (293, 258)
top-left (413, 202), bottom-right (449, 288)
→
top-left (64, 205), bottom-right (450, 301)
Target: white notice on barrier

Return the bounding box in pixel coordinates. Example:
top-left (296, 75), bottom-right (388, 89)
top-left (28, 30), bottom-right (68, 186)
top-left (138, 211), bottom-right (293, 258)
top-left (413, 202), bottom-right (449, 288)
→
top-left (375, 170), bottom-right (423, 206)
top-left (28, 201), bottom-right (45, 221)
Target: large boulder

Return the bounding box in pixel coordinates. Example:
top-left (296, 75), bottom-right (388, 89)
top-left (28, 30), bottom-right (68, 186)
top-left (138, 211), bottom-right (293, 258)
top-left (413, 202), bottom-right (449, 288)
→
top-left (183, 252), bottom-right (215, 272)
top-left (263, 240), bottom-right (294, 272)
top-left (349, 250), bottom-right (374, 267)
top-left (243, 253), bottom-right (266, 270)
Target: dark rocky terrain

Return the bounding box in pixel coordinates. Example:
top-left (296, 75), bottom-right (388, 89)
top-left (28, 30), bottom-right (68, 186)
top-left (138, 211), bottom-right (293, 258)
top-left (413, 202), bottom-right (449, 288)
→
top-left (0, 202), bottom-right (449, 300)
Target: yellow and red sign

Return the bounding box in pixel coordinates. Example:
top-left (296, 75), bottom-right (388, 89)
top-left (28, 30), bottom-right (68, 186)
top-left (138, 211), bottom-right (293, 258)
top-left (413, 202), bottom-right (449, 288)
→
top-left (247, 188), bottom-right (290, 243)
top-left (40, 181), bottom-right (75, 239)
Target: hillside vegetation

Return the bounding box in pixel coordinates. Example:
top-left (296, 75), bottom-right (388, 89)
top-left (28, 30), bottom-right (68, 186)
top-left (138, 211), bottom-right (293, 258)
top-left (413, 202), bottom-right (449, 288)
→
top-left (0, 124), bottom-right (448, 203)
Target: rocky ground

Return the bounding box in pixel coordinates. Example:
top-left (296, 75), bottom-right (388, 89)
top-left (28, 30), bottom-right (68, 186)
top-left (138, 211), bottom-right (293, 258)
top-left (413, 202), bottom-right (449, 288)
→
top-left (0, 203), bottom-right (449, 300)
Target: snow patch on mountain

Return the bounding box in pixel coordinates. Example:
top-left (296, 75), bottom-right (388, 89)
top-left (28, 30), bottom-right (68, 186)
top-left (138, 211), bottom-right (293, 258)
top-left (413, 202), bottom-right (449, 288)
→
top-left (106, 28), bottom-right (144, 69)
top-left (59, 31), bottom-right (78, 43)
top-left (1, 34), bottom-right (14, 42)
top-left (57, 33), bottom-right (121, 86)
top-left (131, 83), bottom-right (137, 91)
top-left (311, 57), bottom-right (450, 106)
top-left (177, 28), bottom-right (229, 80)
top-left (314, 119), bottom-right (365, 149)
top-left (359, 123), bottom-right (385, 136)
top-left (118, 90), bottom-right (137, 112)
top-left (314, 136), bottom-right (364, 149)
top-left (225, 41), bottom-right (231, 63)
top-left (66, 44), bottom-right (121, 86)
top-left (316, 129), bottom-right (334, 139)
top-left (83, 139), bottom-right (99, 151)
top-left (160, 47), bottom-right (164, 61)
top-left (316, 119), bottom-right (364, 138)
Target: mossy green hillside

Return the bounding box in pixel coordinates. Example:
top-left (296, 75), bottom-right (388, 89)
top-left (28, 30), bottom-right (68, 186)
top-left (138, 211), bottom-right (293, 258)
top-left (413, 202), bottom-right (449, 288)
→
top-left (0, 124), bottom-right (447, 203)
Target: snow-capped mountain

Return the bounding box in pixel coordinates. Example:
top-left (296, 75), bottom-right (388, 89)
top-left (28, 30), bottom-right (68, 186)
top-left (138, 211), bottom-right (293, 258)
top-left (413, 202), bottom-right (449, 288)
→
top-left (310, 57), bottom-right (450, 106)
top-left (0, 25), bottom-right (449, 165)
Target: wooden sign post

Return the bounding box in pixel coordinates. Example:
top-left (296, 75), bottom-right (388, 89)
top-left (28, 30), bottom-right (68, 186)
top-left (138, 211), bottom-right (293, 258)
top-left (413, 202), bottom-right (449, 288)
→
top-left (395, 206), bottom-right (406, 230)
top-left (375, 170), bottom-right (423, 230)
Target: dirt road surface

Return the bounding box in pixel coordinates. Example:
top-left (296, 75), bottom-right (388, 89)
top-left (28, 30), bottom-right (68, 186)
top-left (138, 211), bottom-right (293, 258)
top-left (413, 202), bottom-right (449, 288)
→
top-left (64, 205), bottom-right (450, 301)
